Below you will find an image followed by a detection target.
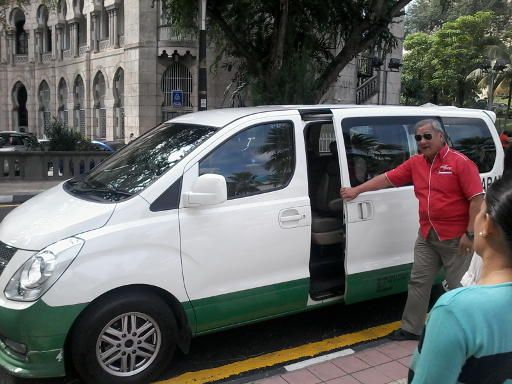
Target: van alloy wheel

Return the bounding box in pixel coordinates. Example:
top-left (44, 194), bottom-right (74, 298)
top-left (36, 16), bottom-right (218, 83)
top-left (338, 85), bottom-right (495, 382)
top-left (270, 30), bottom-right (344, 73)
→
top-left (71, 291), bottom-right (177, 384)
top-left (96, 312), bottom-right (162, 377)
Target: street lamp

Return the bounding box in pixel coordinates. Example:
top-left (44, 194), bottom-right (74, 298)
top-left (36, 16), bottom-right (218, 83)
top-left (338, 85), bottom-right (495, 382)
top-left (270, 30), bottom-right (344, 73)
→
top-left (372, 57), bottom-right (402, 105)
top-left (198, 0), bottom-right (207, 111)
top-left (482, 59), bottom-right (507, 110)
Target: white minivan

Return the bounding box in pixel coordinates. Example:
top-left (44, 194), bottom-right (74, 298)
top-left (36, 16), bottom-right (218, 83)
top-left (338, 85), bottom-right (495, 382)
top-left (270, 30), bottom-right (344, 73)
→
top-left (0, 106), bottom-right (503, 383)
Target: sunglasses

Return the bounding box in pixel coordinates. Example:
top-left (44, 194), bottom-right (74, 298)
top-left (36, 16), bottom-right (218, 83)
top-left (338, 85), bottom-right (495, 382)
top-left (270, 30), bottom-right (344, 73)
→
top-left (414, 133), bottom-right (433, 142)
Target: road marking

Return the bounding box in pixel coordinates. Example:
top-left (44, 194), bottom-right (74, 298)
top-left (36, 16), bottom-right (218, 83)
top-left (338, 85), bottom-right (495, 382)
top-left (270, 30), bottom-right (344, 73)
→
top-left (156, 320), bottom-right (399, 384)
top-left (284, 348), bottom-right (355, 371)
top-left (0, 204), bottom-right (20, 208)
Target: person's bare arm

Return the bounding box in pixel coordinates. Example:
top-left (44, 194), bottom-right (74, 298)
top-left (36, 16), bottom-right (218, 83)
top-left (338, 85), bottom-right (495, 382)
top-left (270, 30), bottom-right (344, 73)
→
top-left (458, 194), bottom-right (484, 256)
top-left (340, 174), bottom-right (392, 201)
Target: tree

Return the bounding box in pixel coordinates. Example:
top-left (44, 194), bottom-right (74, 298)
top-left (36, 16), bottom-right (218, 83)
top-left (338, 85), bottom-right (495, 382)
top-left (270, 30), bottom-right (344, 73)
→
top-left (402, 12), bottom-right (499, 106)
top-left (405, 0), bottom-right (510, 34)
top-left (161, 0), bottom-right (411, 104)
top-left (45, 118), bottom-right (91, 151)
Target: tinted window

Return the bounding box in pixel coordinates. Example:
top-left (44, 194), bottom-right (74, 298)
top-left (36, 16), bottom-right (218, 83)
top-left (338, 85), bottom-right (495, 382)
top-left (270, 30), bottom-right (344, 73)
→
top-left (200, 122), bottom-right (295, 199)
top-left (342, 117), bottom-right (426, 187)
top-left (443, 117), bottom-right (495, 173)
top-left (10, 136), bottom-right (24, 146)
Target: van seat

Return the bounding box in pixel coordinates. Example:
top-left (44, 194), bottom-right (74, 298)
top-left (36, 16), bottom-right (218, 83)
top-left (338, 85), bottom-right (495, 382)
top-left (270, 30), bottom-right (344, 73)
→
top-left (311, 141), bottom-right (344, 245)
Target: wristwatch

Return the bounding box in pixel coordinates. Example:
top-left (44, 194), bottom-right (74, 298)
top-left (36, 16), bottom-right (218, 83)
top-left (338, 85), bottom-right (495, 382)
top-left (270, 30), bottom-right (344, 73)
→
top-left (465, 231), bottom-right (475, 240)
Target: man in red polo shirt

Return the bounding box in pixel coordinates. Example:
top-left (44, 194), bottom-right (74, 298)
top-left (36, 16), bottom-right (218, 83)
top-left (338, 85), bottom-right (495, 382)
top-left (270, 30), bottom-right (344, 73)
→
top-left (340, 119), bottom-right (484, 340)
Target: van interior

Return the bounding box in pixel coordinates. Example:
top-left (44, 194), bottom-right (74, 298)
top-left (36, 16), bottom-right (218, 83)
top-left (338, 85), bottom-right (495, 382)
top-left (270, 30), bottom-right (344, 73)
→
top-left (304, 120), bottom-right (346, 300)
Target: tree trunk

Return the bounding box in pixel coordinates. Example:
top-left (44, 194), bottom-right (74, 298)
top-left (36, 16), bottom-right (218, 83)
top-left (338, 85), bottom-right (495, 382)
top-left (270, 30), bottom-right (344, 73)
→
top-left (457, 82), bottom-right (465, 107)
top-left (505, 80), bottom-right (511, 133)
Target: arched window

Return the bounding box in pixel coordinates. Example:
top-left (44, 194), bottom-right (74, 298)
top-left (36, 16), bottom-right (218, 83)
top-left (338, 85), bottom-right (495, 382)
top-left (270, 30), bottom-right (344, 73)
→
top-left (73, 0), bottom-right (87, 55)
top-left (36, 5), bottom-right (52, 54)
top-left (11, 9), bottom-right (28, 55)
top-left (57, 0), bottom-right (70, 52)
top-left (38, 81), bottom-right (51, 134)
top-left (58, 78), bottom-right (69, 128)
top-left (93, 71), bottom-right (107, 139)
top-left (113, 68), bottom-right (124, 140)
top-left (100, 1), bottom-right (109, 41)
top-left (73, 75), bottom-right (85, 135)
top-left (12, 82), bottom-right (28, 130)
top-left (118, 1), bottom-right (125, 40)
top-left (76, 0), bottom-right (87, 51)
top-left (161, 62), bottom-right (193, 121)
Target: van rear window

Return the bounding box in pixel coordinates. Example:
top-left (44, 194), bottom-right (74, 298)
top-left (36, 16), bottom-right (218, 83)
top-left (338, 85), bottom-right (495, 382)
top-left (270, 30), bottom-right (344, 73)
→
top-left (342, 116), bottom-right (424, 187)
top-left (443, 117), bottom-right (496, 173)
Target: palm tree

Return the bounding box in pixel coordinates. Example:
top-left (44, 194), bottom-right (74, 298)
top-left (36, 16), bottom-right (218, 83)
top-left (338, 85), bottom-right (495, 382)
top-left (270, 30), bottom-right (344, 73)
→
top-left (466, 43), bottom-right (512, 117)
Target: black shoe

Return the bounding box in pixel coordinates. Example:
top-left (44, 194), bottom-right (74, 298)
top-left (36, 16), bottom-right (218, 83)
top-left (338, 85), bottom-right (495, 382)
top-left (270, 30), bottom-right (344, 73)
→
top-left (388, 329), bottom-right (420, 341)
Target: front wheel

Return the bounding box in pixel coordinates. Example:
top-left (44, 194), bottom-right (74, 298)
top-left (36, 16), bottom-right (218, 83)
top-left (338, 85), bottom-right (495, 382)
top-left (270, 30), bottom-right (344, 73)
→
top-left (71, 291), bottom-right (177, 384)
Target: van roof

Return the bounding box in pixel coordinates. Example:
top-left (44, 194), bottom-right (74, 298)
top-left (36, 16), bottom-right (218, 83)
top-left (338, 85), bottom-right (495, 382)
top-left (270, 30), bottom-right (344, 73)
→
top-left (169, 105), bottom-right (493, 128)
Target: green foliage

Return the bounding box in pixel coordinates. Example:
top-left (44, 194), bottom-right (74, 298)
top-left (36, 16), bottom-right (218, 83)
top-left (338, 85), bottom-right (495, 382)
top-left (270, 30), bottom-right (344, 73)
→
top-left (161, 0), bottom-right (412, 104)
top-left (44, 118), bottom-right (92, 151)
top-left (402, 12), bottom-right (501, 106)
top-left (405, 0), bottom-right (511, 34)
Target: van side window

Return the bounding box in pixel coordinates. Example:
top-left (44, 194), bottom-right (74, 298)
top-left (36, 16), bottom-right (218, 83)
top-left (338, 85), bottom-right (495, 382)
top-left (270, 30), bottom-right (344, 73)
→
top-left (199, 122), bottom-right (295, 199)
top-left (442, 117), bottom-right (496, 173)
top-left (342, 117), bottom-right (424, 187)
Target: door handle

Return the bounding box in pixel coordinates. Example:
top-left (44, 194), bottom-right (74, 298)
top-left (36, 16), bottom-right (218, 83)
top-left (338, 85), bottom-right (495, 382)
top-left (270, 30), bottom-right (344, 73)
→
top-left (280, 214), bottom-right (305, 222)
top-left (358, 202), bottom-right (373, 220)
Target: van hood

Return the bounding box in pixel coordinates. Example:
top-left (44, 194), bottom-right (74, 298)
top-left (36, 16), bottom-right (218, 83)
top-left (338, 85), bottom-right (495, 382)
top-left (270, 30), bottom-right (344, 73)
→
top-left (0, 183), bottom-right (115, 251)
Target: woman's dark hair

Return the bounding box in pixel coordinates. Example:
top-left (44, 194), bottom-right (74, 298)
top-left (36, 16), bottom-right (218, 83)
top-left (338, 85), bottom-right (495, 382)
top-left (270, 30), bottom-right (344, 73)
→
top-left (486, 173), bottom-right (512, 251)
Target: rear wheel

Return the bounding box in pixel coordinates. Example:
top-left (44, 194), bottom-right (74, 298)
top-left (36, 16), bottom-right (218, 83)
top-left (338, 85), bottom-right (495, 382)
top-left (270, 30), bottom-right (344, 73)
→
top-left (71, 291), bottom-right (177, 384)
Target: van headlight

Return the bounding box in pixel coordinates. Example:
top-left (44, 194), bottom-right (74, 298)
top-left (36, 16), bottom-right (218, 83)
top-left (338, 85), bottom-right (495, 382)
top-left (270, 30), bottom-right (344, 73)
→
top-left (5, 237), bottom-right (84, 301)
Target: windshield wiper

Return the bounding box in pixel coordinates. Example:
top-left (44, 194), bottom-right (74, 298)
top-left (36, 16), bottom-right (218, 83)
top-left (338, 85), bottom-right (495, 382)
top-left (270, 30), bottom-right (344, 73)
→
top-left (71, 179), bottom-right (133, 198)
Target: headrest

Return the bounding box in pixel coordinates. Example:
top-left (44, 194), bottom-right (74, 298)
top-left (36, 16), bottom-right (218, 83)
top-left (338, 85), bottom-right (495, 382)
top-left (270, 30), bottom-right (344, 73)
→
top-left (329, 141), bottom-right (337, 157)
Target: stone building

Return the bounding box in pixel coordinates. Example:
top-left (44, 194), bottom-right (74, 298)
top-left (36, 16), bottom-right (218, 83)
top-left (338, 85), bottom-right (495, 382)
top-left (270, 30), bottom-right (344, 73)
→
top-left (0, 0), bottom-right (403, 142)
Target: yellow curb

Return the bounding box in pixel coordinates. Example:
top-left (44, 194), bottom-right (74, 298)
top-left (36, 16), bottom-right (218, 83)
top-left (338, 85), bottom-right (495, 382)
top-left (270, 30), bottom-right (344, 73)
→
top-left (156, 321), bottom-right (400, 384)
top-left (0, 204), bottom-right (20, 208)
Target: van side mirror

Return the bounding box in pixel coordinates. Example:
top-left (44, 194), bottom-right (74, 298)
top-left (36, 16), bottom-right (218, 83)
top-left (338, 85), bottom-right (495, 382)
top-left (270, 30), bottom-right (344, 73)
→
top-left (184, 174), bottom-right (227, 207)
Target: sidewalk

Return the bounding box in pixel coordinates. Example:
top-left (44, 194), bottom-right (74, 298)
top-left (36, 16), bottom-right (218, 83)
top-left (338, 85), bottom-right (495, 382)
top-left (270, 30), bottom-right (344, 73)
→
top-left (0, 180), bottom-right (62, 203)
top-left (241, 339), bottom-right (416, 384)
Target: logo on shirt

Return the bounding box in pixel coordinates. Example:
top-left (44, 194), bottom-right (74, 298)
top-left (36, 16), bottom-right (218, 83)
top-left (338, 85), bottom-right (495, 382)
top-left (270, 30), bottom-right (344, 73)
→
top-left (438, 165), bottom-right (453, 174)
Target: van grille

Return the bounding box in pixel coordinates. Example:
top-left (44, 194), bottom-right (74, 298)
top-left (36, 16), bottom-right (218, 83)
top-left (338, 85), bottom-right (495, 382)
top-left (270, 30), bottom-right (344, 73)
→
top-left (0, 242), bottom-right (16, 275)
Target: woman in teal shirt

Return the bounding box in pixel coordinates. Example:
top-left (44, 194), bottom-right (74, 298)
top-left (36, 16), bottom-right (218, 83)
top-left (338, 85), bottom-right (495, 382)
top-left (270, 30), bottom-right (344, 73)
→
top-left (409, 174), bottom-right (512, 383)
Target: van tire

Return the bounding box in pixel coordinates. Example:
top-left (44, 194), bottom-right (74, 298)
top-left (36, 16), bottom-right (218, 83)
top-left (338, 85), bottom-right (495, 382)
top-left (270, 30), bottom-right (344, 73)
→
top-left (70, 291), bottom-right (177, 384)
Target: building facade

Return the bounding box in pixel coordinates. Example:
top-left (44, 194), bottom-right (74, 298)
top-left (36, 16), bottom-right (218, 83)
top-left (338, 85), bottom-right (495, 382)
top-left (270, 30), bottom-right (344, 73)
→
top-left (0, 0), bottom-right (403, 142)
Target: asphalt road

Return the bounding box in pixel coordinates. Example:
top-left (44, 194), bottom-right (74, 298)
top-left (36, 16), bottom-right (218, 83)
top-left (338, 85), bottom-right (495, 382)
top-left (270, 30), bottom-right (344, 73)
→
top-left (0, 203), bottom-right (432, 384)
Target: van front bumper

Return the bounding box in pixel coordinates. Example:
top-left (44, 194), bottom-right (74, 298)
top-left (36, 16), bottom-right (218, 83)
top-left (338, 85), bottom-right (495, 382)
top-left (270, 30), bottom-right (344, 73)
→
top-left (0, 300), bottom-right (87, 378)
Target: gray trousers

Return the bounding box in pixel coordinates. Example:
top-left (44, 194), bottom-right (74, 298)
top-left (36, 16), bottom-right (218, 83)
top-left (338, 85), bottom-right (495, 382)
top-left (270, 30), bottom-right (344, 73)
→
top-left (401, 229), bottom-right (471, 335)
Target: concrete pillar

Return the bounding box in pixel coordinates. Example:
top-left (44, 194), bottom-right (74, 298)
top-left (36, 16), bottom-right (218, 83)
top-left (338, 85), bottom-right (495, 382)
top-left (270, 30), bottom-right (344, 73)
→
top-left (35, 30), bottom-right (42, 63)
top-left (51, 25), bottom-right (57, 58)
top-left (105, 98), bottom-right (115, 141)
top-left (0, 33), bottom-right (5, 63)
top-left (28, 29), bottom-right (35, 63)
top-left (56, 25), bottom-right (63, 60)
top-left (113, 8), bottom-right (119, 49)
top-left (6, 32), bottom-right (14, 65)
top-left (70, 22), bottom-right (78, 57)
top-left (108, 9), bottom-right (114, 48)
top-left (91, 12), bottom-right (99, 53)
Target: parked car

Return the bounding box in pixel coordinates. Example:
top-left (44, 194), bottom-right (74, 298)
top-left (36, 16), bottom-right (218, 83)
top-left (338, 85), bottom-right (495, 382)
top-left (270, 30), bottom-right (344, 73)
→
top-left (0, 131), bottom-right (40, 152)
top-left (91, 140), bottom-right (126, 152)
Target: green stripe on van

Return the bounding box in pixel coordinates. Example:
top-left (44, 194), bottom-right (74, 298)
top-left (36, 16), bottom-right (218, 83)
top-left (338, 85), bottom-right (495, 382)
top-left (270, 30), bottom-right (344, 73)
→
top-left (190, 278), bottom-right (310, 334)
top-left (345, 264), bottom-right (413, 304)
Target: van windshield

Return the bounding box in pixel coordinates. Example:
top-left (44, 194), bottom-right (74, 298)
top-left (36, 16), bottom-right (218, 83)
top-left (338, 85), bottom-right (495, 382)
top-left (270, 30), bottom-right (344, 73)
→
top-left (64, 123), bottom-right (217, 202)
